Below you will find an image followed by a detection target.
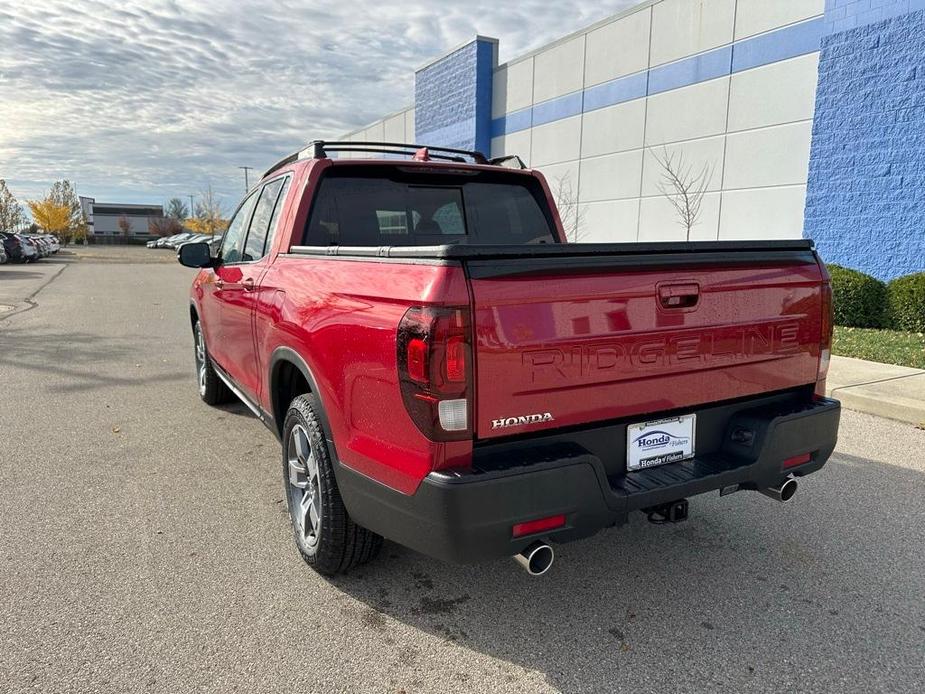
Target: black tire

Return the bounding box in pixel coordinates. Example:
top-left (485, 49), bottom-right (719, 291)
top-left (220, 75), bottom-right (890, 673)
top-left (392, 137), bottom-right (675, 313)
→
top-left (193, 321), bottom-right (232, 405)
top-left (282, 394), bottom-right (383, 575)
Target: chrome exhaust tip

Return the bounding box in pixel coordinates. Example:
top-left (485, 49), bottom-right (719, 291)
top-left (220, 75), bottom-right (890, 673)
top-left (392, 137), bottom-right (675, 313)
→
top-left (759, 477), bottom-right (798, 502)
top-left (514, 541), bottom-right (555, 576)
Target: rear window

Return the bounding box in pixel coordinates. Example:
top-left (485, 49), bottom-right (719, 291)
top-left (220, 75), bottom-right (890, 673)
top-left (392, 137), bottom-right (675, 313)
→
top-left (303, 166), bottom-right (557, 246)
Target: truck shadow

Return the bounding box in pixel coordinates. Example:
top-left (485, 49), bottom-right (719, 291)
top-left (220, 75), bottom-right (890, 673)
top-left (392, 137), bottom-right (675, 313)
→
top-left (0, 269), bottom-right (47, 281)
top-left (330, 451), bottom-right (925, 691)
top-left (0, 326), bottom-right (187, 393)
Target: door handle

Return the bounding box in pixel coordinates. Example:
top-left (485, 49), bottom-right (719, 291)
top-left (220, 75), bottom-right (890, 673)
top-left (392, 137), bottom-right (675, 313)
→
top-left (242, 278), bottom-right (255, 291)
top-left (658, 282), bottom-right (700, 309)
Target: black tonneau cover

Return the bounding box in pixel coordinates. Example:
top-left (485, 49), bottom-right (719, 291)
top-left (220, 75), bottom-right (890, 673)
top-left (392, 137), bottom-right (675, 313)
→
top-left (288, 240), bottom-right (818, 277)
top-left (290, 239), bottom-right (814, 259)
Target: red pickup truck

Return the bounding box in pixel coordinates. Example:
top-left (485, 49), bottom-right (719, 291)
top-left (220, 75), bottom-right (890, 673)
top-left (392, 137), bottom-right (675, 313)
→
top-left (179, 141), bottom-right (840, 577)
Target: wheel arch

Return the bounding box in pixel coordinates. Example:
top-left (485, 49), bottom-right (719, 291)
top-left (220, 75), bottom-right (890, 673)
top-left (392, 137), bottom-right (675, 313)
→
top-left (268, 347), bottom-right (336, 448)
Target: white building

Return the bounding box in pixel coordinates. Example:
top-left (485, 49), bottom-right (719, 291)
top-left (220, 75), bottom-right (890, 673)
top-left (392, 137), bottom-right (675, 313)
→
top-left (341, 0), bottom-right (925, 280)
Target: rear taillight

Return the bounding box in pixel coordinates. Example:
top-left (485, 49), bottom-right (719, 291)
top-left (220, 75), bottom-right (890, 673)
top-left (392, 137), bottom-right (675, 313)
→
top-left (397, 306), bottom-right (472, 441)
top-left (816, 277), bottom-right (834, 397)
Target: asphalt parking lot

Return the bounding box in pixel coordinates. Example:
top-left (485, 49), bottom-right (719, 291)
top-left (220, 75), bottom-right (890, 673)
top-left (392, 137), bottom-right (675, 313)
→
top-left (1, 247), bottom-right (923, 694)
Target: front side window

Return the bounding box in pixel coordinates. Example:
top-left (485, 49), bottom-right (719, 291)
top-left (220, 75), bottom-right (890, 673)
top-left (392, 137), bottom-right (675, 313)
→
top-left (220, 192), bottom-right (258, 264)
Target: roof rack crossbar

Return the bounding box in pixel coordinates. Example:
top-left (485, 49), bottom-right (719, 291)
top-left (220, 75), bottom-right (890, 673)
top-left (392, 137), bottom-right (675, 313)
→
top-left (325, 147), bottom-right (469, 163)
top-left (262, 140), bottom-right (494, 179)
top-left (318, 141), bottom-right (488, 163)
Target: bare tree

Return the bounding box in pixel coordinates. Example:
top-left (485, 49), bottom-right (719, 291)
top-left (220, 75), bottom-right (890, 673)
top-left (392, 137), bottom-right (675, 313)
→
top-left (148, 216), bottom-right (183, 237)
top-left (165, 197), bottom-right (189, 220)
top-left (552, 171), bottom-right (587, 242)
top-left (190, 185), bottom-right (227, 239)
top-left (0, 179), bottom-right (26, 232)
top-left (117, 215), bottom-right (133, 237)
top-left (652, 146), bottom-right (713, 240)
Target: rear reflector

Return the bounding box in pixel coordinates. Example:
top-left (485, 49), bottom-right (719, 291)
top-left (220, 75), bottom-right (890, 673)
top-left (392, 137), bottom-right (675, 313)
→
top-left (512, 514), bottom-right (566, 538)
top-left (783, 452), bottom-right (812, 469)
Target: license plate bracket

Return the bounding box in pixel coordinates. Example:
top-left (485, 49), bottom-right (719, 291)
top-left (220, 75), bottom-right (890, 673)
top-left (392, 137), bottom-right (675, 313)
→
top-left (626, 414), bottom-right (696, 471)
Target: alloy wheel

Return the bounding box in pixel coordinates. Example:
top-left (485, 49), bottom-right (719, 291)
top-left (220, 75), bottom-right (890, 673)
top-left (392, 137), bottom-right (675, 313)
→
top-left (287, 424), bottom-right (321, 548)
top-left (194, 325), bottom-right (207, 396)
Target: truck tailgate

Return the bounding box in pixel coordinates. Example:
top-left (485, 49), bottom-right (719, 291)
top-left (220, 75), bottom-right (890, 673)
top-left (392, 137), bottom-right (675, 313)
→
top-left (466, 244), bottom-right (825, 439)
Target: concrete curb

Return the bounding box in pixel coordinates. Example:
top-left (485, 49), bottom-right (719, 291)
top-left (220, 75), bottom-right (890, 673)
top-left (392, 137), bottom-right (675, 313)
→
top-left (827, 355), bottom-right (925, 426)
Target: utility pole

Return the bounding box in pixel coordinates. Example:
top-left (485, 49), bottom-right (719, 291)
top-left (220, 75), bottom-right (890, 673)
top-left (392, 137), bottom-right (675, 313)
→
top-left (239, 166), bottom-right (253, 193)
top-left (188, 194), bottom-right (195, 221)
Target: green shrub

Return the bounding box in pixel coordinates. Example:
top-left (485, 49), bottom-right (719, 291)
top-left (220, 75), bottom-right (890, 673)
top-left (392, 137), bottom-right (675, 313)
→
top-left (887, 272), bottom-right (925, 333)
top-left (826, 265), bottom-right (889, 328)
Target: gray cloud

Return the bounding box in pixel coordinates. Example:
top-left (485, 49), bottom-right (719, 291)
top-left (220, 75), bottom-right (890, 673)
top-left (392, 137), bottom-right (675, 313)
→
top-left (0, 0), bottom-right (635, 211)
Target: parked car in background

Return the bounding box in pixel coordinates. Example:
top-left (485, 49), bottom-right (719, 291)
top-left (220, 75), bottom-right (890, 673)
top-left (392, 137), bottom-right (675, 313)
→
top-left (165, 233), bottom-right (198, 249)
top-left (0, 232), bottom-right (25, 262)
top-left (174, 233), bottom-right (214, 249)
top-left (24, 235), bottom-right (49, 258)
top-left (42, 235), bottom-right (60, 253)
top-left (0, 245), bottom-right (7, 264)
top-left (1, 232), bottom-right (44, 263)
top-left (18, 235), bottom-right (39, 262)
top-left (168, 232), bottom-right (206, 249)
top-left (155, 232), bottom-right (192, 248)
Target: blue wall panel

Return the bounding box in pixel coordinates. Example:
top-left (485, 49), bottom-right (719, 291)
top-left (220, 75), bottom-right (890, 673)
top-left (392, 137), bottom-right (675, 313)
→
top-left (804, 8), bottom-right (925, 280)
top-left (490, 18), bottom-right (823, 137)
top-left (414, 38), bottom-right (495, 154)
top-left (583, 71), bottom-right (648, 113)
top-left (490, 107), bottom-right (532, 137)
top-left (532, 92), bottom-right (583, 127)
top-left (649, 45), bottom-right (731, 94)
top-left (731, 17), bottom-right (823, 72)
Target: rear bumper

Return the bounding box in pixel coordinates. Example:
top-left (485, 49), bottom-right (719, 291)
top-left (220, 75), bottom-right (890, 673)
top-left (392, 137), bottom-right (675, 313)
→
top-left (337, 396), bottom-right (840, 564)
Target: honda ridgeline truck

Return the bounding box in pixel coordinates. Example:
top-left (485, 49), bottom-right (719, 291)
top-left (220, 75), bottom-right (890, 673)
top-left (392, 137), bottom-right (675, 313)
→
top-left (178, 141), bottom-right (840, 576)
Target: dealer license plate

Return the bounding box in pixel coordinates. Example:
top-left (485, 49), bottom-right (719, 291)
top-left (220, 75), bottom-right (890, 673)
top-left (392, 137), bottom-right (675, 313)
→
top-left (626, 415), bottom-right (696, 471)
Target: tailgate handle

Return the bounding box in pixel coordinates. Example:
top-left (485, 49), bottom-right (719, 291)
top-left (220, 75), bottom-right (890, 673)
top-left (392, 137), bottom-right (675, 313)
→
top-left (658, 283), bottom-right (700, 309)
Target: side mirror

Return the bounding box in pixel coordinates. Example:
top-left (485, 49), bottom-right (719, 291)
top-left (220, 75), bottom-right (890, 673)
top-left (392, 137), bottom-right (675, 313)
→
top-left (177, 241), bottom-right (213, 268)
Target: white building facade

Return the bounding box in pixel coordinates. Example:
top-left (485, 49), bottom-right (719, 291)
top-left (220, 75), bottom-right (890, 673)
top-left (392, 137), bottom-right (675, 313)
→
top-left (342, 0), bottom-right (925, 279)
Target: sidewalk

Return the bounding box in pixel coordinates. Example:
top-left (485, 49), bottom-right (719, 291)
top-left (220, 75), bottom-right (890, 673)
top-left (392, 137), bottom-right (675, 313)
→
top-left (827, 355), bottom-right (925, 426)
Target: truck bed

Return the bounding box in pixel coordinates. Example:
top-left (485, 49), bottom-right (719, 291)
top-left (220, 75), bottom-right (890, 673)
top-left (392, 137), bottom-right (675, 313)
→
top-left (290, 238), bottom-right (826, 440)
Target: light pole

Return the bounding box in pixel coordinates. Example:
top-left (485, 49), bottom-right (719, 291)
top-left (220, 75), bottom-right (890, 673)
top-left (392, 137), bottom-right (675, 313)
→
top-left (239, 166), bottom-right (253, 193)
top-left (188, 194), bottom-right (195, 221)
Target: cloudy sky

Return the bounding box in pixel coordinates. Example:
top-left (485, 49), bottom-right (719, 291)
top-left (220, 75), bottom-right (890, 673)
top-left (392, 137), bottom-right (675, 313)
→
top-left (0, 0), bottom-right (635, 213)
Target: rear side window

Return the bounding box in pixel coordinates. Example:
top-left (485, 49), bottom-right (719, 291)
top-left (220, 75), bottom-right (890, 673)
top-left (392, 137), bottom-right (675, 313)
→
top-left (303, 167), bottom-right (556, 246)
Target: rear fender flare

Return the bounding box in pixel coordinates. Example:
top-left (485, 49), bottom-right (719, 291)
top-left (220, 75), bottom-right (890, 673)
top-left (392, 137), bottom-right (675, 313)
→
top-left (268, 347), bottom-right (337, 455)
